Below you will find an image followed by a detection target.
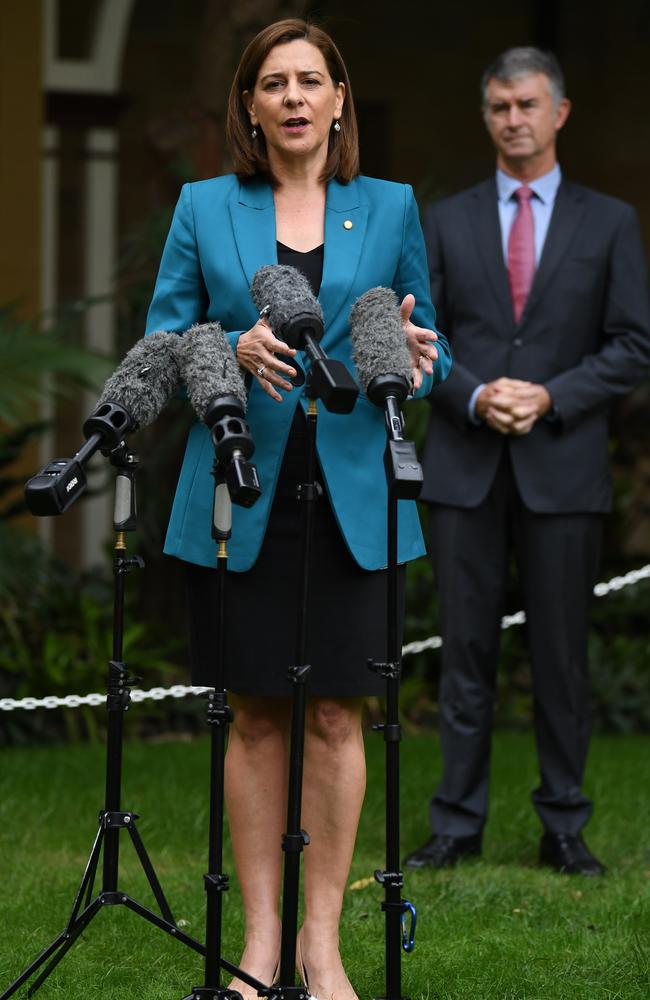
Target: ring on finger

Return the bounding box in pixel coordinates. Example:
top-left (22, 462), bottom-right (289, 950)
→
top-left (256, 365), bottom-right (266, 377)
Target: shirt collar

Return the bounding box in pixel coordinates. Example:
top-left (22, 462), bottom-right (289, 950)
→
top-left (496, 164), bottom-right (562, 205)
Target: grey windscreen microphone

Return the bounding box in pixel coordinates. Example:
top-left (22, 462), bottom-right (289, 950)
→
top-left (176, 322), bottom-right (260, 510)
top-left (251, 265), bottom-right (358, 413)
top-left (25, 331), bottom-right (183, 516)
top-left (349, 287), bottom-right (422, 499)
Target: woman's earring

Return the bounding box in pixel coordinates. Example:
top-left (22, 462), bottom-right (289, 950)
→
top-left (333, 120), bottom-right (341, 133)
top-left (251, 127), bottom-right (258, 139)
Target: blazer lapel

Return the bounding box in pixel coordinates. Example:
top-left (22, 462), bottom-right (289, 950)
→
top-left (319, 177), bottom-right (368, 337)
top-left (470, 179), bottom-right (514, 334)
top-left (229, 176), bottom-right (369, 337)
top-left (229, 178), bottom-right (277, 289)
top-left (519, 180), bottom-right (586, 327)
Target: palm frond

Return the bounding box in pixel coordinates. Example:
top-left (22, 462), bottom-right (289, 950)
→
top-left (0, 314), bottom-right (113, 426)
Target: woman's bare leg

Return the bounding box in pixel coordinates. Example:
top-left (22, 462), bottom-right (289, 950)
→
top-left (225, 693), bottom-right (292, 997)
top-left (299, 697), bottom-right (365, 1000)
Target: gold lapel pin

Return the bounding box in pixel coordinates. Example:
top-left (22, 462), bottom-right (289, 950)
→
top-left (343, 219), bottom-right (353, 230)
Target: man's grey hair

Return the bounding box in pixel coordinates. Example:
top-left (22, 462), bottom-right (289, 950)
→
top-left (481, 47), bottom-right (566, 109)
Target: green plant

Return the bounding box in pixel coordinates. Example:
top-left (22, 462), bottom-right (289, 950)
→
top-left (0, 545), bottom-right (184, 745)
top-left (0, 305), bottom-right (111, 427)
top-left (0, 304), bottom-right (113, 560)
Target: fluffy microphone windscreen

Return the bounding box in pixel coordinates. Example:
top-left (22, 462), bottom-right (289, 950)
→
top-left (177, 322), bottom-right (248, 419)
top-left (97, 330), bottom-right (182, 430)
top-left (251, 265), bottom-right (324, 336)
top-left (349, 287), bottom-right (413, 391)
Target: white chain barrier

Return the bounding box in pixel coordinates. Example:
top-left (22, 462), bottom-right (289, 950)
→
top-left (2, 563), bottom-right (649, 713)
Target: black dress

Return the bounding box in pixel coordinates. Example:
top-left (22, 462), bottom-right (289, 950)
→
top-left (185, 242), bottom-right (405, 697)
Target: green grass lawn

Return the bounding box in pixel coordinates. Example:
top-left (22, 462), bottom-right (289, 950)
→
top-left (0, 729), bottom-right (649, 999)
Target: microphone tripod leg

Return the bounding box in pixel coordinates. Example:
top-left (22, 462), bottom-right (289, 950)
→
top-left (1, 467), bottom-right (204, 1000)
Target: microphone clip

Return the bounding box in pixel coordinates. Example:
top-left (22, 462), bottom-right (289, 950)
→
top-left (306, 358), bottom-right (359, 413)
top-left (82, 401), bottom-right (134, 455)
top-left (205, 395), bottom-right (262, 509)
top-left (384, 439), bottom-right (423, 500)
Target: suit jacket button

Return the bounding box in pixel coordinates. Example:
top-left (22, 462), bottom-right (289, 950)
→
top-left (343, 219), bottom-right (353, 230)
top-left (513, 338), bottom-right (523, 347)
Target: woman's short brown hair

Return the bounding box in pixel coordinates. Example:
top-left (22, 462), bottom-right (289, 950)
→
top-left (226, 19), bottom-right (360, 186)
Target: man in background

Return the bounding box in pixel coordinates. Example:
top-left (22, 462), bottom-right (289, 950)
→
top-left (406, 47), bottom-right (650, 875)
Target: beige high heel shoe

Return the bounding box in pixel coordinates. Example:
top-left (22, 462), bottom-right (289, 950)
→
top-left (227, 954), bottom-right (281, 999)
top-left (295, 931), bottom-right (359, 1000)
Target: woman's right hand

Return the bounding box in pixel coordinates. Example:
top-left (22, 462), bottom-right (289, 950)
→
top-left (236, 317), bottom-right (298, 402)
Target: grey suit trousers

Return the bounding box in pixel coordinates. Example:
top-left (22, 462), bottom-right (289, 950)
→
top-left (428, 447), bottom-right (602, 837)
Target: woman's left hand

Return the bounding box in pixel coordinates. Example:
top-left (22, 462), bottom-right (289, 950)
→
top-left (400, 294), bottom-right (438, 391)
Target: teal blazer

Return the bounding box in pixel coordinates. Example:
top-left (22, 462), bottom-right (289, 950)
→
top-left (146, 173), bottom-right (452, 571)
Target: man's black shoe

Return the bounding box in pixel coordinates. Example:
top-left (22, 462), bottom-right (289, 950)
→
top-left (403, 834), bottom-right (482, 869)
top-left (539, 832), bottom-right (605, 876)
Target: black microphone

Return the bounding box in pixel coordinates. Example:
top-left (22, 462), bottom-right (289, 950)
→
top-left (350, 287), bottom-right (423, 499)
top-left (25, 331), bottom-right (182, 516)
top-left (251, 265), bottom-right (358, 413)
top-left (176, 322), bottom-right (261, 511)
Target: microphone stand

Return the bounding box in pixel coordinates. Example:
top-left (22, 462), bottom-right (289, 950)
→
top-left (268, 316), bottom-right (358, 998)
top-left (2, 444), bottom-right (206, 1000)
top-left (367, 378), bottom-right (421, 1000)
top-left (181, 403), bottom-right (267, 1000)
top-left (274, 392), bottom-right (318, 1000)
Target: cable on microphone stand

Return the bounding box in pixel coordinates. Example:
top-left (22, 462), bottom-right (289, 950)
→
top-left (367, 382), bottom-right (421, 1000)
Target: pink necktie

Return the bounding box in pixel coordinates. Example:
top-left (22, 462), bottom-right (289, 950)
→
top-left (507, 185), bottom-right (535, 323)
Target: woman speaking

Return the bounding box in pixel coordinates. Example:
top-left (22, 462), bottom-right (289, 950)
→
top-left (146, 18), bottom-right (451, 1000)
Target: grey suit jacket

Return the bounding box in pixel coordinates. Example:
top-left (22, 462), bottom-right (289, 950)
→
top-left (420, 177), bottom-right (650, 513)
